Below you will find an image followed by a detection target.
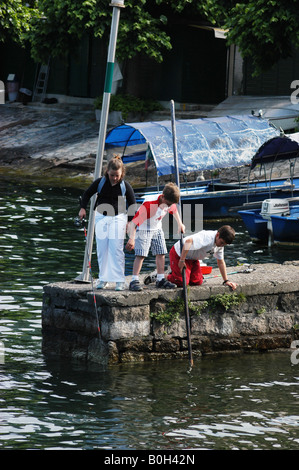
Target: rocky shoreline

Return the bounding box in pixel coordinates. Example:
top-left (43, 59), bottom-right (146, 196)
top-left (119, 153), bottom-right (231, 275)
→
top-left (0, 102), bottom-right (216, 189)
top-left (2, 102), bottom-right (298, 191)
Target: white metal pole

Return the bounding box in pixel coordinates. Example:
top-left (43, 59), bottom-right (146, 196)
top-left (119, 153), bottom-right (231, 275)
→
top-left (76, 0), bottom-right (125, 282)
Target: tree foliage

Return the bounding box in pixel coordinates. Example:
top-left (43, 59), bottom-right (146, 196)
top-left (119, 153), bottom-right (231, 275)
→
top-left (0, 0), bottom-right (40, 45)
top-left (28, 0), bottom-right (176, 63)
top-left (1, 0), bottom-right (299, 75)
top-left (203, 0), bottom-right (299, 74)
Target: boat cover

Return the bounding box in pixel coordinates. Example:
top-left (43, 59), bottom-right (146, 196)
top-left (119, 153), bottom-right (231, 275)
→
top-left (105, 115), bottom-right (280, 176)
top-left (251, 133), bottom-right (299, 169)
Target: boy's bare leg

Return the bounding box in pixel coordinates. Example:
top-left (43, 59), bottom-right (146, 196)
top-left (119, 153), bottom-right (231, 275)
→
top-left (132, 256), bottom-right (145, 275)
top-left (156, 254), bottom-right (165, 274)
top-left (130, 256), bottom-right (145, 291)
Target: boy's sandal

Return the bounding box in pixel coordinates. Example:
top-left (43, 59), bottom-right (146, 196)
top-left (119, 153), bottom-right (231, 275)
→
top-left (129, 280), bottom-right (143, 291)
top-left (156, 278), bottom-right (177, 289)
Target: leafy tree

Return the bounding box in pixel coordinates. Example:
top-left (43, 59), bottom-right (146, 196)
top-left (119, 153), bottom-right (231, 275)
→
top-left (0, 0), bottom-right (40, 45)
top-left (203, 0), bottom-right (299, 74)
top-left (28, 0), bottom-right (176, 63)
top-left (1, 0), bottom-right (299, 75)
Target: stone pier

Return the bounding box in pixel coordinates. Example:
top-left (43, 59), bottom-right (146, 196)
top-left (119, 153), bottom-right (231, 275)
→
top-left (41, 262), bottom-right (299, 365)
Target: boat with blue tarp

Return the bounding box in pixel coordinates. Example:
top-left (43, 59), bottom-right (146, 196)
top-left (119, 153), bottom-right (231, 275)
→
top-left (105, 115), bottom-right (299, 218)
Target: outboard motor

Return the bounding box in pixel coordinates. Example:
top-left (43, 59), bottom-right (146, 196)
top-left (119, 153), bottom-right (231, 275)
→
top-left (260, 199), bottom-right (290, 219)
top-left (260, 199), bottom-right (290, 247)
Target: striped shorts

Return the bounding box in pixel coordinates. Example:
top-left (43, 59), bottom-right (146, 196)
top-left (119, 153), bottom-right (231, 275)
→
top-left (134, 228), bottom-right (167, 257)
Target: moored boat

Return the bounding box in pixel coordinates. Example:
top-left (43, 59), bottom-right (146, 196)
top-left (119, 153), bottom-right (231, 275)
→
top-left (270, 209), bottom-right (299, 245)
top-left (137, 177), bottom-right (299, 218)
top-left (239, 198), bottom-right (299, 245)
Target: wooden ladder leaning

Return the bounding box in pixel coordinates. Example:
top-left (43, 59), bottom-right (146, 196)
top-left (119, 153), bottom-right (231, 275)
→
top-left (32, 60), bottom-right (50, 102)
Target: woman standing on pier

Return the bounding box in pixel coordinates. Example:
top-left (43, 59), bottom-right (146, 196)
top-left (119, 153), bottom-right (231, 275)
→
top-left (78, 156), bottom-right (136, 291)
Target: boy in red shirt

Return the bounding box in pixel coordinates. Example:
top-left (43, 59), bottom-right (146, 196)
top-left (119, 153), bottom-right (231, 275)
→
top-left (126, 183), bottom-right (185, 291)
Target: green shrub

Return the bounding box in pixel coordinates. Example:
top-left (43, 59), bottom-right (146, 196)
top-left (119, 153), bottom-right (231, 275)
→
top-left (207, 292), bottom-right (246, 312)
top-left (150, 292), bottom-right (246, 326)
top-left (94, 93), bottom-right (163, 121)
top-left (150, 296), bottom-right (206, 327)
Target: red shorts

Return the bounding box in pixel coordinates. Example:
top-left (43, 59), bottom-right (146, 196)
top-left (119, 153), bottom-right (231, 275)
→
top-left (167, 245), bottom-right (203, 287)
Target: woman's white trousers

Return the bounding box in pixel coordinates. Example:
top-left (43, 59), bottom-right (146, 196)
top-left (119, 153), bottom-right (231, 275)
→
top-left (95, 212), bottom-right (127, 282)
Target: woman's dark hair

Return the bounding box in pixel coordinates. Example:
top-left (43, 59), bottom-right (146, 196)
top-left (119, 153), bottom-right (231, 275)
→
top-left (105, 154), bottom-right (125, 179)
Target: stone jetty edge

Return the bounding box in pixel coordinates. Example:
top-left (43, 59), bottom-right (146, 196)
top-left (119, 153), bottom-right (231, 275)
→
top-left (41, 262), bottom-right (299, 365)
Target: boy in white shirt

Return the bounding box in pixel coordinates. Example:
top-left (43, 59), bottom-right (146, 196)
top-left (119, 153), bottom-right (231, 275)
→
top-left (167, 225), bottom-right (237, 291)
top-left (126, 183), bottom-right (185, 291)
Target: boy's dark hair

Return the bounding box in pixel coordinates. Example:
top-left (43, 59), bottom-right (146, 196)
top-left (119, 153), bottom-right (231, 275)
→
top-left (162, 182), bottom-right (180, 204)
top-left (218, 225), bottom-right (235, 244)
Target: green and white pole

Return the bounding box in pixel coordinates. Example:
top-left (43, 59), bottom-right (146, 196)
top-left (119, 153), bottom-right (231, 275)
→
top-left (77, 0), bottom-right (125, 282)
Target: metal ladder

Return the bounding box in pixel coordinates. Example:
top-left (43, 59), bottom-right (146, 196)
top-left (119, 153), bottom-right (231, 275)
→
top-left (32, 61), bottom-right (50, 102)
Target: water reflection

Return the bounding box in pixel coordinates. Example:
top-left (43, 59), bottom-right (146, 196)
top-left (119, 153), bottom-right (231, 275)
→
top-left (2, 353), bottom-right (298, 450)
top-left (0, 179), bottom-right (299, 450)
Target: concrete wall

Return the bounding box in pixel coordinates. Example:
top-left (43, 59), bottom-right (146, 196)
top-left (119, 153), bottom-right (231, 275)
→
top-left (41, 262), bottom-right (299, 365)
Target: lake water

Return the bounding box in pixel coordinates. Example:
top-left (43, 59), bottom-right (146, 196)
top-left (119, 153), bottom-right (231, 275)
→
top-left (1, 178), bottom-right (299, 451)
